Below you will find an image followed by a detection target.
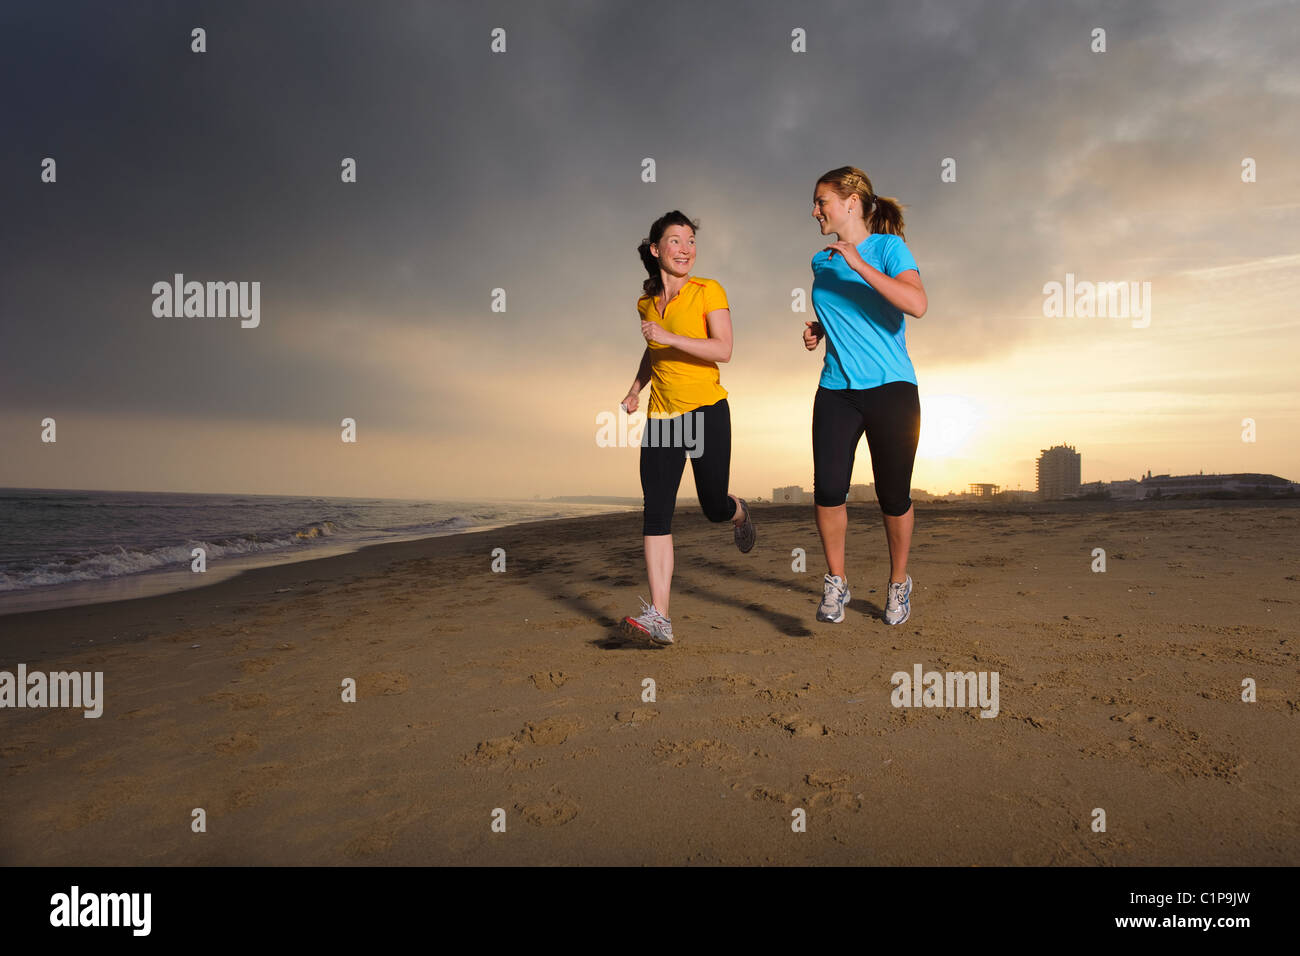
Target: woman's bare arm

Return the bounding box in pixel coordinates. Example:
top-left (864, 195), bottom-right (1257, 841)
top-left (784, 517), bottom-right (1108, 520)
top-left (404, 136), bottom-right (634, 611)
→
top-left (629, 347), bottom-right (652, 392)
top-left (853, 265), bottom-right (927, 318)
top-left (641, 309), bottom-right (734, 363)
top-left (621, 347), bottom-right (653, 412)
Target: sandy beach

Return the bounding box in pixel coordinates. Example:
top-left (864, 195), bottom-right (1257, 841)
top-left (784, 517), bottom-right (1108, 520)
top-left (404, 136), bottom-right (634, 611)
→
top-left (1, 499), bottom-right (1296, 865)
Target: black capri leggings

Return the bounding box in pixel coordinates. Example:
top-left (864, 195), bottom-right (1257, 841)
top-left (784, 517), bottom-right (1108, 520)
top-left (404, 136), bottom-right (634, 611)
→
top-left (812, 382), bottom-right (921, 515)
top-left (641, 398), bottom-right (737, 536)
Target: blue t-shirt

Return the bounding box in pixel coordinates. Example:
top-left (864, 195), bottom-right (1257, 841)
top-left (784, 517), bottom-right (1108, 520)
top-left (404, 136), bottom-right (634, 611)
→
top-left (811, 233), bottom-right (919, 389)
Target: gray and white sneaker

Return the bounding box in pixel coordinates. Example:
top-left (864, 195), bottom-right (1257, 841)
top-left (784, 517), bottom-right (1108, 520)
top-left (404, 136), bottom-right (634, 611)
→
top-left (623, 596), bottom-right (675, 645)
top-left (883, 575), bottom-right (912, 626)
top-left (816, 573), bottom-right (850, 623)
top-left (733, 498), bottom-right (756, 553)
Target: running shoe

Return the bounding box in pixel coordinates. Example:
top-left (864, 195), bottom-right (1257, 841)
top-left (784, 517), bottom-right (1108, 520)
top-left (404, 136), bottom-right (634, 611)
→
top-left (883, 575), bottom-right (912, 626)
top-left (816, 573), bottom-right (850, 623)
top-left (622, 596), bottom-right (675, 645)
top-left (733, 497), bottom-right (756, 553)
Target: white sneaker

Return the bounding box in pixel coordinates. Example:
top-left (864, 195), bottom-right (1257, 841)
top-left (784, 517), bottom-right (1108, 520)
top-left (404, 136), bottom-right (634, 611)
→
top-left (816, 573), bottom-right (850, 623)
top-left (883, 575), bottom-right (912, 626)
top-left (623, 596), bottom-right (675, 645)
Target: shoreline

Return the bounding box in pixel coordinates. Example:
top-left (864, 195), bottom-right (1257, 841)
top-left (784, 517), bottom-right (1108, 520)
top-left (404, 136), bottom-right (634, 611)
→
top-left (0, 507), bottom-right (638, 620)
top-left (0, 512), bottom-right (622, 664)
top-left (3, 497), bottom-right (1295, 657)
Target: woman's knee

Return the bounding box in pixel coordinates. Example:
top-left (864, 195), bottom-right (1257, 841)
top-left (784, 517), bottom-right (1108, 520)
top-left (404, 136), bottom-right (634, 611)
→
top-left (878, 492), bottom-right (912, 516)
top-left (813, 479), bottom-right (850, 507)
top-left (700, 493), bottom-right (736, 523)
top-left (642, 514), bottom-right (674, 535)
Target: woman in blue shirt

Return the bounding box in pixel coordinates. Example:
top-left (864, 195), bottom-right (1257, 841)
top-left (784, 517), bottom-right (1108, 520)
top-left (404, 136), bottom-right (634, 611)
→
top-left (801, 166), bottom-right (928, 627)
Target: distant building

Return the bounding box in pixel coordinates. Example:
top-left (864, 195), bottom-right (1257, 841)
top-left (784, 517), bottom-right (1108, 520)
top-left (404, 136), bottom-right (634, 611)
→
top-left (1074, 480), bottom-right (1143, 499)
top-left (1037, 444), bottom-right (1082, 500)
top-left (1067, 472), bottom-right (1295, 499)
top-left (847, 483), bottom-right (876, 502)
top-left (771, 483), bottom-right (931, 503)
top-left (968, 483), bottom-right (1000, 498)
top-left (997, 489), bottom-right (1038, 502)
top-left (1139, 472), bottom-right (1293, 497)
top-left (1105, 479), bottom-right (1143, 499)
top-left (772, 485), bottom-right (808, 503)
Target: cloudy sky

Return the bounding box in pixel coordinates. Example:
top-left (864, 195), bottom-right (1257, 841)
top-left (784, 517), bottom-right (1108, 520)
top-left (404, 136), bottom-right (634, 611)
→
top-left (2, 0), bottom-right (1297, 500)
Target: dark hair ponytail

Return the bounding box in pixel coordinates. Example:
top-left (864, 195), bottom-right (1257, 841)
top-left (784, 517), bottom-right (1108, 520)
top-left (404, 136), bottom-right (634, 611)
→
top-left (816, 166), bottom-right (906, 240)
top-left (638, 210), bottom-right (699, 298)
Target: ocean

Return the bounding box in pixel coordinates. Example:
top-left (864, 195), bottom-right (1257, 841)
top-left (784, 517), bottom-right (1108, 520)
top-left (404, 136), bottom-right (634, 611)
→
top-left (0, 488), bottom-right (632, 615)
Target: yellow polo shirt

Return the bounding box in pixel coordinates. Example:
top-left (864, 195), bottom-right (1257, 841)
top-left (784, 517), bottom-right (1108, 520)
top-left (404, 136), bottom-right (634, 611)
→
top-left (638, 276), bottom-right (730, 418)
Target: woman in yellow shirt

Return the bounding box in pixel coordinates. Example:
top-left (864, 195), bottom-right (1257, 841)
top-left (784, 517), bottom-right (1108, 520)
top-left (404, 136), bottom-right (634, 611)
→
top-left (619, 210), bottom-right (756, 646)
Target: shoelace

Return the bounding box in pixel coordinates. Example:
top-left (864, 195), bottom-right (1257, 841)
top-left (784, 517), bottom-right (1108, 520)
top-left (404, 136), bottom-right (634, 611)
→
top-left (636, 595), bottom-right (670, 624)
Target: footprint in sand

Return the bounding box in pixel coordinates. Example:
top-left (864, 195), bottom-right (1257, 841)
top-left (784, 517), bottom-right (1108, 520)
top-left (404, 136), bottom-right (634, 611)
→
top-left (530, 670), bottom-right (569, 689)
top-left (806, 789), bottom-right (862, 811)
top-left (769, 713), bottom-right (831, 737)
top-left (804, 769), bottom-right (850, 788)
top-left (652, 738), bottom-right (740, 771)
top-left (802, 769), bottom-right (862, 811)
top-left (470, 737), bottom-right (522, 762)
top-left (693, 674), bottom-right (758, 696)
top-left (517, 797), bottom-right (579, 827)
top-left (467, 716), bottom-right (582, 765)
top-left (519, 716), bottom-right (581, 745)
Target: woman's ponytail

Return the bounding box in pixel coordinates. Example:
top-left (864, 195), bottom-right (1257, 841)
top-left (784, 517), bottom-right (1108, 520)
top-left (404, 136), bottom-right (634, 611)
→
top-left (816, 166), bottom-right (906, 240)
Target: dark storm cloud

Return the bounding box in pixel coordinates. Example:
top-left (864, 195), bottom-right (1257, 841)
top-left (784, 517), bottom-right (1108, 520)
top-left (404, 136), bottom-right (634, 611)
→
top-left (2, 0), bottom-right (1295, 431)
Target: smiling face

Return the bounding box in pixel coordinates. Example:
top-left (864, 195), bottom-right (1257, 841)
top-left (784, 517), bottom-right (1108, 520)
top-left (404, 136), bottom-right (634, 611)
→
top-left (650, 224), bottom-right (696, 278)
top-left (812, 183), bottom-right (858, 235)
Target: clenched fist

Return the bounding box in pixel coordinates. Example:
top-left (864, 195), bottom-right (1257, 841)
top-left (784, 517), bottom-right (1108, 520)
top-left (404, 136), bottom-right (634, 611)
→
top-left (802, 320), bottom-right (824, 351)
